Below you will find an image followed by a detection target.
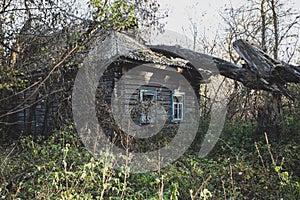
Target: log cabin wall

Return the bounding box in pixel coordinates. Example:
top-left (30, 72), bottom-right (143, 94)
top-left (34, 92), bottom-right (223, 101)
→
top-left (3, 90), bottom-right (56, 137)
top-left (95, 59), bottom-right (200, 146)
top-left (2, 66), bottom-right (76, 137)
top-left (2, 59), bottom-right (200, 140)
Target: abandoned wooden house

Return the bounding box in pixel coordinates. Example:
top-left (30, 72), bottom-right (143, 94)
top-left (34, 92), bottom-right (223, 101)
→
top-left (91, 33), bottom-right (203, 143)
top-left (1, 30), bottom-right (202, 139)
top-left (2, 23), bottom-right (300, 142)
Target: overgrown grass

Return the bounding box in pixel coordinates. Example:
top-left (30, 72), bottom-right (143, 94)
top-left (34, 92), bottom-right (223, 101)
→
top-left (0, 122), bottom-right (299, 199)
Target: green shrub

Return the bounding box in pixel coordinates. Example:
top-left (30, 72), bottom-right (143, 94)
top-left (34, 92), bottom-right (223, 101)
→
top-left (0, 121), bottom-right (299, 199)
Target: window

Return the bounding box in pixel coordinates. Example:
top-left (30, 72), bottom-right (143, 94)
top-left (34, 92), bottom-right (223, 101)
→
top-left (171, 92), bottom-right (184, 122)
top-left (139, 90), bottom-right (157, 124)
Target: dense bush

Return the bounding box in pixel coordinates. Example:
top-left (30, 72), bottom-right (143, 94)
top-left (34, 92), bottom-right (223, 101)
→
top-left (0, 122), bottom-right (299, 199)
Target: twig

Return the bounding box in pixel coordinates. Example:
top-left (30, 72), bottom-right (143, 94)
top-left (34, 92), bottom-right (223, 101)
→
top-left (0, 145), bottom-right (16, 172)
top-left (191, 175), bottom-right (212, 200)
top-left (222, 180), bottom-right (227, 200)
top-left (254, 142), bottom-right (266, 170)
top-left (0, 87), bottom-right (64, 124)
top-left (0, 44), bottom-right (78, 119)
top-left (229, 162), bottom-right (236, 199)
top-left (264, 132), bottom-right (276, 166)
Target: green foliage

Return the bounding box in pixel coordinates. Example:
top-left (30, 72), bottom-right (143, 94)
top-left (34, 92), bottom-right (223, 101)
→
top-left (0, 65), bottom-right (27, 91)
top-left (0, 121), bottom-right (299, 199)
top-left (90, 0), bottom-right (137, 31)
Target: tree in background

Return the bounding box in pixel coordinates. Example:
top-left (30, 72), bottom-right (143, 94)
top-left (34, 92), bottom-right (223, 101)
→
top-left (220, 0), bottom-right (299, 140)
top-left (0, 0), bottom-right (164, 138)
top-left (0, 0), bottom-right (163, 70)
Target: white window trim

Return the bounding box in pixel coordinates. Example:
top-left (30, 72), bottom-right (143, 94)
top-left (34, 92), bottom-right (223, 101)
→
top-left (171, 92), bottom-right (185, 122)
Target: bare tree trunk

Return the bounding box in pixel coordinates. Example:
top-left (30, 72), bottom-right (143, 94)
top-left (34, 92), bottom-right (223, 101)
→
top-left (257, 93), bottom-right (282, 140)
top-left (257, 0), bottom-right (282, 141)
top-left (271, 0), bottom-right (279, 60)
top-left (261, 0), bottom-right (267, 52)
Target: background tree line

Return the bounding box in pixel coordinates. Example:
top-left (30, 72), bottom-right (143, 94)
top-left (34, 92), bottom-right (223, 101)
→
top-left (188, 0), bottom-right (300, 141)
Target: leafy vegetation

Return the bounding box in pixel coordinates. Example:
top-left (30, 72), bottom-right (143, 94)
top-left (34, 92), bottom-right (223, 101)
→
top-left (0, 0), bottom-right (299, 199)
top-left (90, 0), bottom-right (138, 31)
top-left (1, 119), bottom-right (299, 199)
top-left (0, 66), bottom-right (27, 91)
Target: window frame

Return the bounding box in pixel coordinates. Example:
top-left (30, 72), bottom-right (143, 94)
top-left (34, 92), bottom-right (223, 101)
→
top-left (170, 91), bottom-right (185, 122)
top-left (139, 89), bottom-right (157, 124)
